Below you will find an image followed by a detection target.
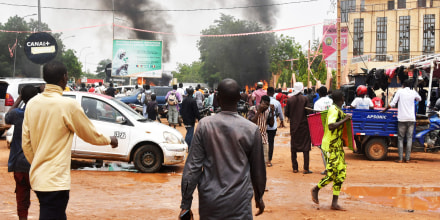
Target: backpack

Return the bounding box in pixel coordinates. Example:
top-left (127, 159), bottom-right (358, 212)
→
top-left (167, 92), bottom-right (177, 106)
top-left (143, 90), bottom-right (152, 105)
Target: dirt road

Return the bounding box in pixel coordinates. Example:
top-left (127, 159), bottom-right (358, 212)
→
top-left (1, 124), bottom-right (439, 219)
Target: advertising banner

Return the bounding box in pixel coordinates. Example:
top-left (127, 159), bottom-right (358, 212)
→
top-left (322, 24), bottom-right (348, 69)
top-left (112, 39), bottom-right (162, 78)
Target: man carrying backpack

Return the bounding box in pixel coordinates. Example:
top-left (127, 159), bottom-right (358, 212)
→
top-left (165, 85), bottom-right (182, 128)
top-left (141, 84), bottom-right (152, 118)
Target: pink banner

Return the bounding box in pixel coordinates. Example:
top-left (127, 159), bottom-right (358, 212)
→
top-left (322, 24), bottom-right (348, 69)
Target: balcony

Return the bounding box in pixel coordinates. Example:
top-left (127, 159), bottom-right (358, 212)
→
top-left (343, 0), bottom-right (440, 14)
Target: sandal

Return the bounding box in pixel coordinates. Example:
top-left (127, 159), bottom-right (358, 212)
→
top-left (266, 162), bottom-right (273, 167)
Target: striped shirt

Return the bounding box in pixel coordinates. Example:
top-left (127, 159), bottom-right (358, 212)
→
top-left (257, 109), bottom-right (270, 145)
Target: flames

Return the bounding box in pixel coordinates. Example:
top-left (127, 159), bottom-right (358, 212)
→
top-left (136, 77), bottom-right (156, 86)
top-left (245, 80), bottom-right (268, 92)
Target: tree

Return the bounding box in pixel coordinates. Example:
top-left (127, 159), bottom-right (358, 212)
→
top-left (57, 49), bottom-right (82, 81)
top-left (173, 61), bottom-right (204, 83)
top-left (198, 14), bottom-right (276, 87)
top-left (0, 16), bottom-right (81, 78)
top-left (95, 59), bottom-right (111, 79)
top-left (269, 35), bottom-right (302, 87)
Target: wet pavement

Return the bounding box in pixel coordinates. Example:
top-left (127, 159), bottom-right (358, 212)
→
top-left (344, 186), bottom-right (440, 213)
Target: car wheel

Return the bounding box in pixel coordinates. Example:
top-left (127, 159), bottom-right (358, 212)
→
top-left (133, 145), bottom-right (163, 173)
top-left (365, 138), bottom-right (388, 161)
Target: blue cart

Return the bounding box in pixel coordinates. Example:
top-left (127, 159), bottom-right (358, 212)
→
top-left (343, 109), bottom-right (399, 160)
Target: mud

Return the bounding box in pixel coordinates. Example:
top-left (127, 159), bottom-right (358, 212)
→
top-left (1, 121), bottom-right (440, 219)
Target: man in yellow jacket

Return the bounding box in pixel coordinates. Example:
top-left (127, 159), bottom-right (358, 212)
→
top-left (22, 61), bottom-right (118, 220)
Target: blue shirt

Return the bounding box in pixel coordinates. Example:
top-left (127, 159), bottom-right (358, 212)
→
top-left (5, 106), bottom-right (31, 172)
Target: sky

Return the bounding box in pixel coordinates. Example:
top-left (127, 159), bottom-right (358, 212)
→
top-left (0, 0), bottom-right (336, 74)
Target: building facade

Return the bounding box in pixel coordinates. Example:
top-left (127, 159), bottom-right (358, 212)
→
top-left (344, 0), bottom-right (440, 72)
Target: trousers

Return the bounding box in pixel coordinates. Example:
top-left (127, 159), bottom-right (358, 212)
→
top-left (318, 146), bottom-right (346, 196)
top-left (35, 190), bottom-right (70, 220)
top-left (291, 150), bottom-right (310, 171)
top-left (14, 172), bottom-right (31, 217)
top-left (397, 121), bottom-right (415, 161)
top-left (267, 129), bottom-right (277, 161)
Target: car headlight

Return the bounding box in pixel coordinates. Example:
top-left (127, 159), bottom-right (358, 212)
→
top-left (163, 131), bottom-right (181, 144)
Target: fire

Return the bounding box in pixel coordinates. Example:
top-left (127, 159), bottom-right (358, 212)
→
top-left (244, 80), bottom-right (268, 93)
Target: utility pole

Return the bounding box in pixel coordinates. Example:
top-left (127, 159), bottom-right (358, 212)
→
top-left (307, 40), bottom-right (311, 88)
top-left (336, 0), bottom-right (341, 89)
top-left (38, 0), bottom-right (43, 79)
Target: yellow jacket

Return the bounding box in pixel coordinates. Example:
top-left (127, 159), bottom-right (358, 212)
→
top-left (22, 84), bottom-right (111, 191)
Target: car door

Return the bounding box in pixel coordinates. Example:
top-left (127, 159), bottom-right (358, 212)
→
top-left (74, 96), bottom-right (131, 157)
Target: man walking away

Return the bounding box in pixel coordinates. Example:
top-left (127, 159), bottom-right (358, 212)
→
top-left (166, 85), bottom-right (182, 128)
top-left (6, 85), bottom-right (39, 220)
top-left (252, 82), bottom-right (267, 108)
top-left (88, 84), bottom-right (95, 93)
top-left (311, 90), bottom-right (351, 211)
top-left (176, 83), bottom-right (185, 101)
top-left (141, 84), bottom-right (152, 118)
top-left (180, 78), bottom-right (266, 219)
top-left (285, 82), bottom-right (313, 174)
top-left (79, 83), bottom-right (87, 92)
top-left (22, 61), bottom-right (118, 220)
top-left (105, 82), bottom-right (116, 97)
top-left (180, 87), bottom-right (201, 148)
top-left (266, 87), bottom-right (285, 167)
top-left (146, 94), bottom-right (158, 121)
top-left (94, 82), bottom-right (105, 94)
top-left (382, 80), bottom-right (421, 163)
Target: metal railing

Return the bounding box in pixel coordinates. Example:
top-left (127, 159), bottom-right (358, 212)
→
top-left (342, 0), bottom-right (440, 14)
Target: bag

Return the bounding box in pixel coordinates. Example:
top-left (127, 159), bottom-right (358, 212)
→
top-left (167, 92), bottom-right (177, 106)
top-left (143, 91), bottom-right (152, 105)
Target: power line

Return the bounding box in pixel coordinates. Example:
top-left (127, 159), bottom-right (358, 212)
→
top-left (0, 0), bottom-right (318, 13)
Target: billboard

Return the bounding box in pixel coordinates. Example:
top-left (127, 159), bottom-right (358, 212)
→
top-left (112, 39), bottom-right (163, 78)
top-left (322, 24), bottom-right (348, 69)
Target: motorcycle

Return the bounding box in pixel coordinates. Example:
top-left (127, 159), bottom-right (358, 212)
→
top-left (199, 107), bottom-right (212, 119)
top-left (413, 111), bottom-right (440, 152)
top-left (237, 100), bottom-right (249, 118)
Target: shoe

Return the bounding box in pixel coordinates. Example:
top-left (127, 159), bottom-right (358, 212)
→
top-left (395, 160), bottom-right (403, 163)
top-left (303, 170), bottom-right (313, 174)
top-left (266, 162), bottom-right (273, 167)
top-left (293, 170), bottom-right (298, 173)
top-left (404, 160), bottom-right (410, 163)
top-left (320, 170), bottom-right (327, 175)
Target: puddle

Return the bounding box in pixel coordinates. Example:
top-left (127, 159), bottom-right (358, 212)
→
top-left (343, 186), bottom-right (440, 213)
top-left (71, 160), bottom-right (138, 172)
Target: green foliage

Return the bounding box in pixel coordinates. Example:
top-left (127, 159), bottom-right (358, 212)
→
top-left (198, 14), bottom-right (275, 87)
top-left (95, 59), bottom-right (111, 79)
top-left (56, 49), bottom-right (82, 81)
top-left (173, 61), bottom-right (204, 83)
top-left (0, 15), bottom-right (81, 79)
top-left (271, 36), bottom-right (328, 89)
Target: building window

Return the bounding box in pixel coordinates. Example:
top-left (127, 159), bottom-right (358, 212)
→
top-left (341, 0), bottom-right (356, 23)
top-left (418, 0), bottom-right (426, 7)
top-left (423, 14), bottom-right (435, 54)
top-left (353, 18), bottom-right (364, 56)
top-left (388, 1), bottom-right (395, 10)
top-left (398, 16), bottom-right (410, 61)
top-left (398, 0), bottom-right (406, 8)
top-left (376, 17), bottom-right (387, 61)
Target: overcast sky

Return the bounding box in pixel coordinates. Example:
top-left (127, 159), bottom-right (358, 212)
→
top-left (0, 0), bottom-right (335, 73)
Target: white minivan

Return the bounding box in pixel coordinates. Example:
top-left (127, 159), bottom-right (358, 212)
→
top-left (0, 78), bottom-right (45, 136)
top-left (63, 92), bottom-right (187, 172)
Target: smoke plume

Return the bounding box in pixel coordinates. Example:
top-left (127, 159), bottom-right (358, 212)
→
top-left (101, 0), bottom-right (175, 62)
top-left (242, 0), bottom-right (279, 27)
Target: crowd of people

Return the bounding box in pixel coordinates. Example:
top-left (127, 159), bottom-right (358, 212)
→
top-left (6, 60), bottom-right (424, 219)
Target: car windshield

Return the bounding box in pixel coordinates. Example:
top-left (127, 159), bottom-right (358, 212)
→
top-left (109, 98), bottom-right (147, 121)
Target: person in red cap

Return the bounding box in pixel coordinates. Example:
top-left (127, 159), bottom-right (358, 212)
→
top-left (350, 85), bottom-right (373, 110)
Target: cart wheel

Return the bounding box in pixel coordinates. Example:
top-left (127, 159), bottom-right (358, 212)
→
top-left (365, 138), bottom-right (388, 161)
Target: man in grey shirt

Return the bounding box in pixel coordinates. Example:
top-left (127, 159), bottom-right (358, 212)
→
top-left (180, 78), bottom-right (266, 219)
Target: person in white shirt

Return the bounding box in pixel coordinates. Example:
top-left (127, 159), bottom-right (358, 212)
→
top-left (382, 80), bottom-right (421, 163)
top-left (350, 85), bottom-right (373, 110)
top-left (314, 86), bottom-right (333, 111)
top-left (176, 83), bottom-right (185, 103)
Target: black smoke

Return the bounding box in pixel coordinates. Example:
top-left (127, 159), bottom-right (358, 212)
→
top-left (101, 0), bottom-right (175, 62)
top-left (242, 0), bottom-right (279, 27)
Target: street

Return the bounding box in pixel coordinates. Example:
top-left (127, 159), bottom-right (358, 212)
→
top-left (0, 123), bottom-right (439, 219)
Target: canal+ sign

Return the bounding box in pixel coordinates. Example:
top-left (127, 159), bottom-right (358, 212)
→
top-left (24, 32), bottom-right (58, 64)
